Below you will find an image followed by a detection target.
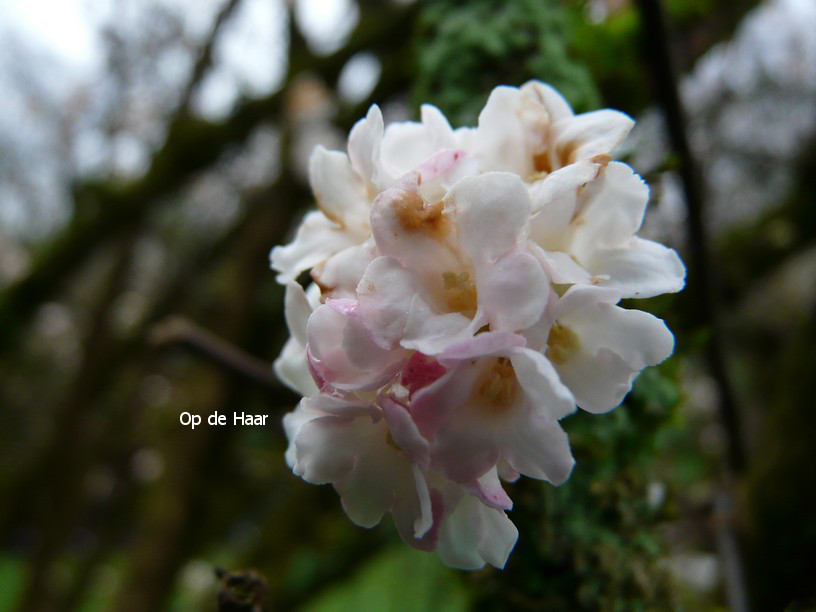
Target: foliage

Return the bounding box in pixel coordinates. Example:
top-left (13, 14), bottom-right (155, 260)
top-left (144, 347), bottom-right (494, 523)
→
top-left (413, 0), bottom-right (599, 125)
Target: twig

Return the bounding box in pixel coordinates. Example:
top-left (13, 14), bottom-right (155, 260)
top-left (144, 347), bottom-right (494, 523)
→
top-left (176, 0), bottom-right (244, 113)
top-left (150, 316), bottom-right (281, 393)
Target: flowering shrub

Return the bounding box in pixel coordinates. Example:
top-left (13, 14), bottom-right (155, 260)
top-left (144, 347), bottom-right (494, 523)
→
top-left (270, 81), bottom-right (685, 570)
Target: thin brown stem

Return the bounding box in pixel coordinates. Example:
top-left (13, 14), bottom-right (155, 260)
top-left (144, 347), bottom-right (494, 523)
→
top-left (150, 316), bottom-right (281, 394)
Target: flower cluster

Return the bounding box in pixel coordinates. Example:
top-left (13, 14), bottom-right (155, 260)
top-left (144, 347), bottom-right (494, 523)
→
top-left (271, 82), bottom-right (685, 569)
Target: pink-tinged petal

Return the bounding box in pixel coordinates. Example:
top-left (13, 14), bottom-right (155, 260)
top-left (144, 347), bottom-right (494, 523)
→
top-left (428, 398), bottom-right (505, 483)
top-left (307, 304), bottom-right (408, 390)
top-left (529, 160), bottom-right (601, 249)
top-left (308, 146), bottom-right (370, 229)
top-left (415, 148), bottom-right (466, 184)
top-left (325, 297), bottom-right (358, 317)
top-left (447, 172), bottom-right (531, 264)
top-left (476, 249), bottom-right (549, 332)
top-left (270, 211), bottom-right (359, 283)
top-left (436, 494), bottom-right (518, 570)
top-left (468, 467), bottom-right (513, 511)
top-left (347, 104), bottom-right (383, 187)
top-left (500, 405), bottom-right (575, 484)
top-left (378, 105), bottom-right (457, 191)
top-left (410, 362), bottom-right (481, 440)
top-left (508, 347), bottom-right (576, 421)
top-left (380, 394), bottom-right (430, 467)
top-left (274, 337), bottom-right (318, 397)
top-left (570, 162), bottom-right (649, 260)
top-left (380, 121), bottom-right (436, 181)
top-left (306, 346), bottom-right (328, 391)
top-left (439, 331), bottom-right (526, 364)
top-left (357, 256), bottom-right (418, 348)
top-left (582, 237), bottom-right (686, 298)
top-left (401, 296), bottom-right (482, 356)
top-left (312, 241), bottom-right (378, 299)
top-left (553, 109), bottom-right (634, 165)
top-left (531, 245), bottom-right (592, 285)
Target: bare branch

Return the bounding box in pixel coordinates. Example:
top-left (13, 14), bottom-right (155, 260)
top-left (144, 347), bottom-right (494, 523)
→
top-left (150, 316), bottom-right (281, 393)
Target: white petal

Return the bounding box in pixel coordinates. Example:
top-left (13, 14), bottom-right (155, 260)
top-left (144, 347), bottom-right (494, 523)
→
top-left (509, 347), bottom-right (576, 420)
top-left (570, 162), bottom-right (649, 260)
top-left (499, 402), bottom-right (575, 484)
top-left (335, 433), bottom-right (414, 528)
top-left (555, 346), bottom-right (637, 413)
top-left (554, 286), bottom-right (675, 412)
top-left (293, 413), bottom-right (367, 484)
top-left (312, 241), bottom-right (378, 299)
top-left (421, 104), bottom-right (456, 146)
top-left (531, 245), bottom-right (592, 285)
top-left (274, 336), bottom-right (317, 397)
top-left (283, 282), bottom-right (311, 345)
top-left (308, 146), bottom-right (370, 229)
top-left (474, 85), bottom-right (530, 175)
top-left (476, 249), bottom-right (549, 332)
top-left (437, 495), bottom-right (518, 570)
top-left (557, 287), bottom-right (675, 370)
top-left (448, 172), bottom-right (531, 263)
top-left (522, 80), bottom-right (573, 123)
top-left (529, 159), bottom-right (601, 249)
top-left (582, 237), bottom-right (686, 298)
top-left (347, 104), bottom-right (384, 186)
top-left (282, 398), bottom-right (324, 467)
top-left (412, 464), bottom-right (434, 538)
top-left (553, 109), bottom-right (634, 165)
top-left (270, 211), bottom-right (359, 283)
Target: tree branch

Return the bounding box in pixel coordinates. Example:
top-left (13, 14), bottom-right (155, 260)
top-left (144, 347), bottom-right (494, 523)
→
top-left (0, 2), bottom-right (414, 352)
top-left (150, 316), bottom-right (281, 394)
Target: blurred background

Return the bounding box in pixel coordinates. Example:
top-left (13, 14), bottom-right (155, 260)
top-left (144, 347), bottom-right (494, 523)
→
top-left (1, 0), bottom-right (815, 610)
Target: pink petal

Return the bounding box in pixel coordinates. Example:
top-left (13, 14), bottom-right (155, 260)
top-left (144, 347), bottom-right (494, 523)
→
top-left (401, 352), bottom-right (447, 397)
top-left (379, 394), bottom-right (430, 467)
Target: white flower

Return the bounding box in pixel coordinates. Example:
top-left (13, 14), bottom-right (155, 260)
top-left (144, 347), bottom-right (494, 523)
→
top-left (271, 81), bottom-right (685, 570)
